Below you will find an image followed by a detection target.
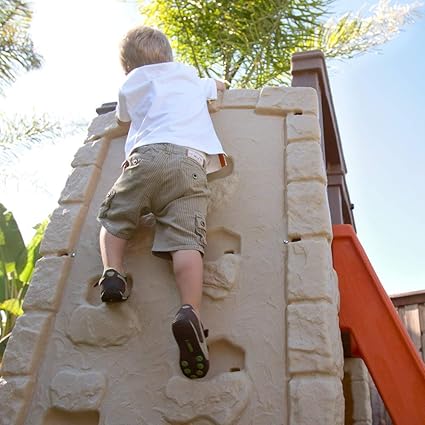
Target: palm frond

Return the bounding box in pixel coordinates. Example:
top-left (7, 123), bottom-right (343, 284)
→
top-left (0, 0), bottom-right (42, 93)
top-left (307, 0), bottom-right (423, 59)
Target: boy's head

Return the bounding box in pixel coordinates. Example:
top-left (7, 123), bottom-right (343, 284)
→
top-left (120, 26), bottom-right (173, 74)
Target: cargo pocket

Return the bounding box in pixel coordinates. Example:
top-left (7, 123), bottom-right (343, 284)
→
top-left (98, 189), bottom-right (116, 219)
top-left (195, 214), bottom-right (207, 248)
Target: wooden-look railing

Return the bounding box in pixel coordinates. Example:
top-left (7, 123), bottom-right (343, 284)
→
top-left (391, 290), bottom-right (425, 361)
top-left (291, 50), bottom-right (355, 229)
top-left (368, 291), bottom-right (425, 425)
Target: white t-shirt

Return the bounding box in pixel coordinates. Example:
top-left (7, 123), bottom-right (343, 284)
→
top-left (116, 62), bottom-right (225, 162)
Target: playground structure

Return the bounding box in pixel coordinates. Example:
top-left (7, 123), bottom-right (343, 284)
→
top-left (333, 224), bottom-right (425, 425)
top-left (0, 51), bottom-right (424, 424)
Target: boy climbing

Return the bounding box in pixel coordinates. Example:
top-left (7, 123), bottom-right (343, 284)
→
top-left (88, 26), bottom-right (226, 379)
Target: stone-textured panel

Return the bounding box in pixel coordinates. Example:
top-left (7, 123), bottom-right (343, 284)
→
top-left (287, 180), bottom-right (332, 240)
top-left (221, 89), bottom-right (259, 109)
top-left (40, 204), bottom-right (88, 255)
top-left (67, 304), bottom-right (140, 347)
top-left (50, 369), bottom-right (106, 411)
top-left (289, 376), bottom-right (344, 425)
top-left (207, 172), bottom-right (239, 214)
top-left (86, 111), bottom-right (115, 137)
top-left (285, 82), bottom-right (344, 425)
top-left (203, 254), bottom-right (241, 300)
top-left (344, 358), bottom-right (369, 381)
top-left (71, 139), bottom-right (109, 168)
top-left (287, 302), bottom-right (343, 376)
top-left (0, 376), bottom-right (33, 425)
top-left (344, 358), bottom-right (373, 425)
top-left (287, 114), bottom-right (321, 143)
top-left (286, 142), bottom-right (326, 184)
top-left (351, 381), bottom-right (373, 422)
top-left (23, 256), bottom-right (71, 312)
top-left (163, 371), bottom-right (252, 425)
top-left (1, 312), bottom-right (53, 376)
top-left (287, 239), bottom-right (338, 305)
top-left (59, 165), bottom-right (100, 204)
top-left (257, 86), bottom-right (318, 115)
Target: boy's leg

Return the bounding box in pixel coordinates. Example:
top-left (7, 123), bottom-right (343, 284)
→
top-left (171, 249), bottom-right (209, 379)
top-left (171, 249), bottom-right (203, 317)
top-left (96, 147), bottom-right (156, 301)
top-left (99, 226), bottom-right (127, 275)
top-left (149, 145), bottom-right (210, 377)
top-left (97, 226), bottom-right (130, 302)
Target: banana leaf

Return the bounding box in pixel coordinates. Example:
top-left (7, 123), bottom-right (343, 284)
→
top-left (19, 219), bottom-right (48, 284)
top-left (0, 203), bottom-right (27, 275)
top-left (0, 298), bottom-right (23, 316)
top-left (0, 206), bottom-right (47, 359)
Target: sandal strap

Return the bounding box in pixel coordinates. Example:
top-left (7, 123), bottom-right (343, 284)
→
top-left (94, 268), bottom-right (127, 287)
top-left (179, 305), bottom-right (208, 339)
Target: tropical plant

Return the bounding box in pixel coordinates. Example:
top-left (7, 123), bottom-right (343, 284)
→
top-left (140, 0), bottom-right (422, 88)
top-left (306, 0), bottom-right (422, 59)
top-left (0, 0), bottom-right (61, 165)
top-left (0, 113), bottom-right (60, 147)
top-left (0, 112), bottom-right (62, 181)
top-left (0, 203), bottom-right (47, 358)
top-left (0, 0), bottom-right (42, 93)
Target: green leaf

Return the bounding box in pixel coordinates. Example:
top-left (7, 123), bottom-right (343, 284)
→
top-left (0, 268), bottom-right (5, 298)
top-left (19, 219), bottom-right (48, 283)
top-left (0, 298), bottom-right (23, 316)
top-left (0, 203), bottom-right (27, 274)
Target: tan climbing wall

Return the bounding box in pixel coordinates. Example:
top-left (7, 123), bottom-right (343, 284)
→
top-left (0, 88), bottom-right (343, 425)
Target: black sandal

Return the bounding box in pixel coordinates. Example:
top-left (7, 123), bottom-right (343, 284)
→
top-left (172, 304), bottom-right (209, 379)
top-left (95, 268), bottom-right (130, 302)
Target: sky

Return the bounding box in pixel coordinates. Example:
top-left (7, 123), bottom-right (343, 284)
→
top-left (1, 0), bottom-right (424, 296)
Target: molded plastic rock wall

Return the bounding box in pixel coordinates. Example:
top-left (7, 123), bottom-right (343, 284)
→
top-left (0, 88), bottom-right (344, 425)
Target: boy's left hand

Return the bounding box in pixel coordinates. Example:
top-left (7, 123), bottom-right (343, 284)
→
top-left (215, 80), bottom-right (226, 92)
top-left (85, 133), bottom-right (104, 144)
top-left (84, 120), bottom-right (130, 144)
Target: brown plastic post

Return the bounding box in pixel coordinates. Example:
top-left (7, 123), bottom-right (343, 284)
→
top-left (291, 51), bottom-right (355, 228)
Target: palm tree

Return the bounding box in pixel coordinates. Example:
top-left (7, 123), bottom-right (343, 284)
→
top-left (141, 0), bottom-right (422, 88)
top-left (0, 0), bottom-right (42, 92)
top-left (0, 0), bottom-right (61, 180)
top-left (0, 0), bottom-right (52, 360)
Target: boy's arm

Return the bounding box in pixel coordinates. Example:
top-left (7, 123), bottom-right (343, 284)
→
top-left (206, 79), bottom-right (227, 113)
top-left (200, 76), bottom-right (227, 99)
top-left (86, 86), bottom-right (131, 143)
top-left (215, 79), bottom-right (226, 92)
top-left (85, 119), bottom-right (130, 143)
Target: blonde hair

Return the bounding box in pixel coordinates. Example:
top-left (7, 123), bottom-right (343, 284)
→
top-left (120, 26), bottom-right (173, 74)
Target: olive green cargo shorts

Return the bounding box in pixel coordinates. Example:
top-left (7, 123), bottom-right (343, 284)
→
top-left (97, 143), bottom-right (210, 259)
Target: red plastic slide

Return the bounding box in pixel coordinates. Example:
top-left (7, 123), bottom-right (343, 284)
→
top-left (332, 225), bottom-right (425, 425)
